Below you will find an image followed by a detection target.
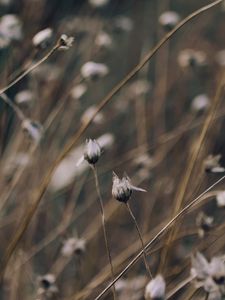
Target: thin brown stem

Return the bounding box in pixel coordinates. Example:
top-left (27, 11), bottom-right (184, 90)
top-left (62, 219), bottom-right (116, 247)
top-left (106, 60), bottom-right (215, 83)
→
top-left (125, 202), bottom-right (152, 278)
top-left (0, 93), bottom-right (25, 121)
top-left (0, 44), bottom-right (59, 96)
top-left (91, 165), bottom-right (117, 300)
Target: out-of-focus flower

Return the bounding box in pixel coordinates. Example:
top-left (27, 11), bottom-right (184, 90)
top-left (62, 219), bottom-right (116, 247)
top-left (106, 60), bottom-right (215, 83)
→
top-left (0, 0), bottom-right (12, 6)
top-left (215, 50), bottom-right (225, 67)
top-left (89, 0), bottom-right (109, 7)
top-left (95, 31), bottom-right (112, 49)
top-left (216, 191), bottom-right (225, 208)
top-left (128, 79), bottom-right (151, 98)
top-left (70, 83), bottom-right (87, 100)
top-left (113, 16), bottom-right (133, 32)
top-left (81, 105), bottom-right (104, 125)
top-left (159, 11), bottom-right (180, 31)
top-left (196, 211), bottom-right (214, 238)
top-left (112, 172), bottom-right (146, 203)
top-left (0, 14), bottom-right (22, 41)
top-left (32, 28), bottom-right (53, 48)
top-left (191, 94), bottom-right (210, 112)
top-left (115, 276), bottom-right (148, 300)
top-left (191, 252), bottom-right (225, 299)
top-left (144, 275), bottom-right (166, 300)
top-left (37, 274), bottom-right (58, 298)
top-left (15, 90), bottom-right (34, 106)
top-left (22, 119), bottom-right (43, 143)
top-left (203, 154), bottom-right (225, 173)
top-left (83, 139), bottom-right (101, 165)
top-left (4, 152), bottom-right (30, 181)
top-left (81, 61), bottom-right (109, 80)
top-left (61, 237), bottom-right (86, 257)
top-left (178, 49), bottom-right (207, 68)
top-left (58, 34), bottom-right (74, 50)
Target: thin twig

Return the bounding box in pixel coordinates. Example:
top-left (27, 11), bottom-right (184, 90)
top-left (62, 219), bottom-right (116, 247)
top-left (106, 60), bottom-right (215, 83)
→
top-left (91, 165), bottom-right (117, 300)
top-left (125, 202), bottom-right (152, 278)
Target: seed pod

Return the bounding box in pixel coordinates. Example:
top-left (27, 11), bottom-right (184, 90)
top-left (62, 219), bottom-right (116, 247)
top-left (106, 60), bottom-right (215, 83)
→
top-left (84, 139), bottom-right (101, 165)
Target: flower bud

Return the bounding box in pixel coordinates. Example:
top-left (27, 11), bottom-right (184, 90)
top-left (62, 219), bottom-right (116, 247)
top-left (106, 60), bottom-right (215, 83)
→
top-left (112, 172), bottom-right (146, 203)
top-left (84, 139), bottom-right (101, 165)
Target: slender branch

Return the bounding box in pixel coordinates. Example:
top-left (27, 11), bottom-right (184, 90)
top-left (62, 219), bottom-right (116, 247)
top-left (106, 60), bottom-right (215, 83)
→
top-left (93, 174), bottom-right (225, 300)
top-left (125, 202), bottom-right (152, 278)
top-left (0, 44), bottom-right (59, 97)
top-left (0, 93), bottom-right (25, 121)
top-left (91, 165), bottom-right (117, 300)
top-left (0, 0), bottom-right (221, 281)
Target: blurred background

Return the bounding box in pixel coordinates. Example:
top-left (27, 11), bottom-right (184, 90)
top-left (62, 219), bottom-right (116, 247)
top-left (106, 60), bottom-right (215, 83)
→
top-left (0, 0), bottom-right (225, 299)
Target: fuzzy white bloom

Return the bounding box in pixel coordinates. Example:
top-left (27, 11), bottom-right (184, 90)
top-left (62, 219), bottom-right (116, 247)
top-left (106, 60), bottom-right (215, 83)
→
top-left (159, 11), bottom-right (180, 30)
top-left (216, 191), bottom-right (225, 208)
top-left (15, 90), bottom-right (33, 105)
top-left (114, 16), bottom-right (133, 32)
top-left (112, 172), bottom-right (146, 203)
top-left (22, 119), bottom-right (43, 143)
top-left (196, 212), bottom-right (214, 238)
top-left (61, 237), bottom-right (86, 257)
top-left (145, 275), bottom-right (166, 300)
top-left (70, 83), bottom-right (87, 100)
top-left (178, 49), bottom-right (207, 68)
top-left (215, 50), bottom-right (225, 67)
top-left (89, 0), bottom-right (109, 7)
top-left (58, 34), bottom-right (74, 50)
top-left (209, 257), bottom-right (225, 284)
top-left (0, 14), bottom-right (22, 41)
top-left (95, 31), bottom-right (112, 49)
top-left (81, 61), bottom-right (109, 80)
top-left (81, 105), bottom-right (104, 125)
top-left (191, 94), bottom-right (210, 112)
top-left (32, 28), bottom-right (53, 47)
top-left (191, 252), bottom-right (210, 281)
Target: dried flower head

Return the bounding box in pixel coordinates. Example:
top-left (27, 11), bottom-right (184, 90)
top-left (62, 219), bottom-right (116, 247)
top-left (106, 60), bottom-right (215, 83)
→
top-left (196, 211), bottom-right (214, 238)
top-left (191, 94), bottom-right (210, 112)
top-left (22, 119), bottom-right (43, 143)
top-left (15, 90), bottom-right (33, 106)
top-left (115, 276), bottom-right (148, 300)
top-left (159, 11), bottom-right (180, 31)
top-left (61, 237), bottom-right (86, 257)
top-left (0, 14), bottom-right (22, 41)
top-left (191, 252), bottom-right (225, 299)
top-left (70, 83), bottom-right (87, 100)
top-left (83, 139), bottom-right (101, 165)
top-left (58, 34), bottom-right (74, 50)
top-left (216, 191), bottom-right (225, 208)
top-left (203, 154), bottom-right (225, 173)
top-left (112, 172), bottom-right (146, 203)
top-left (37, 274), bottom-right (58, 298)
top-left (95, 31), bottom-right (112, 49)
top-left (81, 61), bottom-right (109, 80)
top-left (144, 275), bottom-right (166, 300)
top-left (178, 49), bottom-right (207, 68)
top-left (32, 28), bottom-right (53, 48)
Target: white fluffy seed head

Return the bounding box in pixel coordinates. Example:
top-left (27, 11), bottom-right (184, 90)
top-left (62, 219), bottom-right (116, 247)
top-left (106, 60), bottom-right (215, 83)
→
top-left (81, 61), bottom-right (109, 80)
top-left (32, 28), bottom-right (53, 47)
